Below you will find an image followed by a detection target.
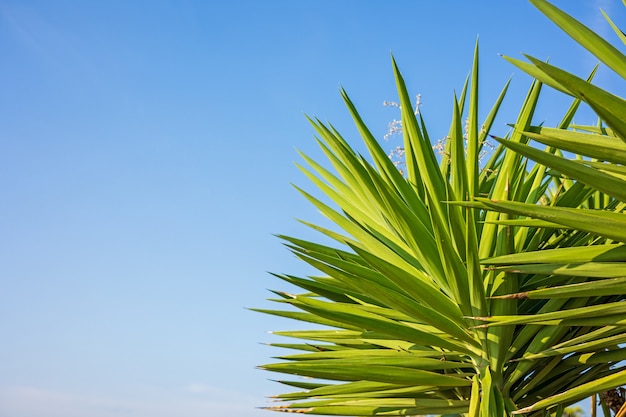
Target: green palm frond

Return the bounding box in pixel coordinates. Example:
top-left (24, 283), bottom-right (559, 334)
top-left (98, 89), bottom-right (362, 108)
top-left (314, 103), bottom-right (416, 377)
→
top-left (258, 1), bottom-right (626, 416)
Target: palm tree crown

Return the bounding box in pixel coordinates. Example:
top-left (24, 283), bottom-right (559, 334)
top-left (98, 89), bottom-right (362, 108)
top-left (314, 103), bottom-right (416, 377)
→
top-left (256, 1), bottom-right (626, 416)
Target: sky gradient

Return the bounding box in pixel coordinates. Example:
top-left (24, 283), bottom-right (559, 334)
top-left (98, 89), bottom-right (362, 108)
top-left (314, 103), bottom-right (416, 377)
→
top-left (1, 1), bottom-right (624, 416)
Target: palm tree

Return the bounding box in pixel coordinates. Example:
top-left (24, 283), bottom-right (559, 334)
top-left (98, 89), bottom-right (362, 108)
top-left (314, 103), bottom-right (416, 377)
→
top-left (256, 1), bottom-right (626, 416)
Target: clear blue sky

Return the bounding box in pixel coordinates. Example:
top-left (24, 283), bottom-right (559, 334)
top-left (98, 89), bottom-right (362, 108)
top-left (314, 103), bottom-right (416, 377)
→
top-left (0, 1), bottom-right (624, 416)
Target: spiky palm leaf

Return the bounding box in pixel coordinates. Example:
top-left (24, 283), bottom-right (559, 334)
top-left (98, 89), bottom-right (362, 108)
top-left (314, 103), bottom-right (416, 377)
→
top-left (257, 1), bottom-right (626, 416)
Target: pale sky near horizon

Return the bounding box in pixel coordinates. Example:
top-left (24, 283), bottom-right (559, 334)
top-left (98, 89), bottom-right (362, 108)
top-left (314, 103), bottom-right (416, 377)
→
top-left (0, 1), bottom-right (624, 416)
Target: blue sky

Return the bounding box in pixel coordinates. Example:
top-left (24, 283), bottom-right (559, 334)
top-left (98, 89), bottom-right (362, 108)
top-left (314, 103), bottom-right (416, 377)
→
top-left (0, 1), bottom-right (624, 416)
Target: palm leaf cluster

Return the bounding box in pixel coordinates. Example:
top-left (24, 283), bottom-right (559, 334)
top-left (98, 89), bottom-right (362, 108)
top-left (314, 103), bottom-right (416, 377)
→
top-left (256, 1), bottom-right (626, 416)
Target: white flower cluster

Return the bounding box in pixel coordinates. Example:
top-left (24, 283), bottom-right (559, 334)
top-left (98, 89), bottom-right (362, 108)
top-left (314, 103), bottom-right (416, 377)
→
top-left (383, 95), bottom-right (421, 172)
top-left (384, 119), bottom-right (403, 141)
top-left (383, 95), bottom-right (421, 141)
top-left (382, 94), bottom-right (494, 171)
